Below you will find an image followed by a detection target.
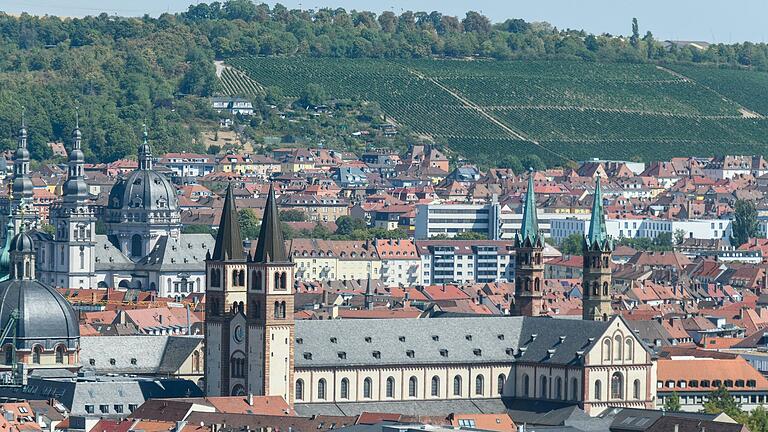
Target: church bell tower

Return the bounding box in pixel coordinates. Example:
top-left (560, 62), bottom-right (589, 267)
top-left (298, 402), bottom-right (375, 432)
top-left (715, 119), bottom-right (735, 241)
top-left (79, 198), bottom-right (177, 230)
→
top-left (582, 178), bottom-right (614, 321)
top-left (246, 183), bottom-right (295, 404)
top-left (514, 172), bottom-right (544, 316)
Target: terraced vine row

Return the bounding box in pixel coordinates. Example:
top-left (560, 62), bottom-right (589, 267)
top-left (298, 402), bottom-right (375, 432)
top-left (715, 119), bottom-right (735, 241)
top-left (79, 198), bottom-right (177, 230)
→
top-left (222, 57), bottom-right (768, 164)
top-left (217, 67), bottom-right (263, 96)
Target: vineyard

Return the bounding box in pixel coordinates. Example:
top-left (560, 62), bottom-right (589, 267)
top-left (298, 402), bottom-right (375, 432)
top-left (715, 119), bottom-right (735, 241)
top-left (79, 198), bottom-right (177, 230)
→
top-left (223, 57), bottom-right (768, 166)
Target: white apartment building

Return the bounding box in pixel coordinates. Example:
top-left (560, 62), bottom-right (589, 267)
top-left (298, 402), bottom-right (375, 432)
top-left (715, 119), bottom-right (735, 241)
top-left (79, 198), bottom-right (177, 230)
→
top-left (416, 240), bottom-right (515, 285)
top-left (551, 217), bottom-right (733, 245)
top-left (415, 203), bottom-right (589, 240)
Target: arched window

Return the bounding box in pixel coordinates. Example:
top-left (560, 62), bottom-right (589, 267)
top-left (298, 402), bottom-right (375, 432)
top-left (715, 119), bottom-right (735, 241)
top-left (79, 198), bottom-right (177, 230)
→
top-left (274, 301), bottom-right (281, 319)
top-left (131, 234), bottom-right (142, 257)
top-left (386, 377), bottom-right (395, 398)
top-left (540, 375), bottom-right (548, 398)
top-left (497, 374), bottom-right (506, 395)
top-left (571, 378), bottom-right (579, 400)
top-left (296, 379), bottom-right (304, 401)
top-left (192, 351), bottom-right (201, 372)
top-left (32, 346), bottom-right (42, 364)
top-left (238, 270), bottom-right (245, 286)
top-left (280, 272), bottom-right (287, 289)
top-left (534, 278), bottom-right (540, 291)
top-left (611, 372), bottom-right (624, 399)
top-left (603, 281), bottom-right (609, 296)
top-left (318, 379), bottom-right (327, 400)
top-left (55, 346), bottom-right (65, 364)
top-left (431, 376), bottom-right (440, 397)
top-left (594, 380), bottom-right (602, 400)
top-left (614, 335), bottom-right (622, 360)
top-left (231, 384), bottom-right (245, 396)
top-left (453, 375), bottom-right (462, 396)
top-left (232, 270), bottom-right (239, 286)
top-left (274, 272), bottom-right (280, 289)
top-left (253, 271), bottom-right (262, 291)
top-left (252, 301), bottom-right (261, 319)
top-left (633, 379), bottom-right (641, 400)
top-left (523, 374), bottom-right (530, 397)
top-left (408, 376), bottom-right (418, 397)
top-left (340, 378), bottom-right (349, 399)
top-left (79, 249), bottom-right (85, 270)
top-left (363, 377), bottom-right (372, 399)
top-left (280, 301), bottom-right (287, 319)
top-left (211, 269), bottom-right (221, 287)
top-left (602, 338), bottom-right (611, 361)
top-left (556, 377), bottom-right (563, 399)
top-left (3, 345), bottom-right (12, 365)
top-left (625, 338), bottom-right (634, 361)
top-left (593, 282), bottom-right (599, 296)
top-left (475, 375), bottom-right (484, 395)
top-left (24, 262), bottom-right (30, 278)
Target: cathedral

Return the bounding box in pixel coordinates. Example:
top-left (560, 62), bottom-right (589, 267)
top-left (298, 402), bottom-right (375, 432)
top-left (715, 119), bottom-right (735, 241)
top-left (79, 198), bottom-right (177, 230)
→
top-left (1, 120), bottom-right (213, 297)
top-left (204, 175), bottom-right (657, 416)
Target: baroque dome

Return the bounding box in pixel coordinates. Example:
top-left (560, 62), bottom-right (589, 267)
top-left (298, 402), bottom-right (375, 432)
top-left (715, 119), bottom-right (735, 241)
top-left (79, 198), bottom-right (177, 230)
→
top-left (0, 279), bottom-right (80, 350)
top-left (107, 169), bottom-right (178, 212)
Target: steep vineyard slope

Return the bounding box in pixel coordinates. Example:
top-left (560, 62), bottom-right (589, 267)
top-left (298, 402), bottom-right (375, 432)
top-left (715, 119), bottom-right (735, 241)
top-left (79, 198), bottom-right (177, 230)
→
top-left (223, 57), bottom-right (768, 166)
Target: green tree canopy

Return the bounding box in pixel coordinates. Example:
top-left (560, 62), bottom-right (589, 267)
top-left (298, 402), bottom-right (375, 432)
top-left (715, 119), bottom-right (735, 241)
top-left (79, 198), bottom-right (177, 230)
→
top-left (559, 233), bottom-right (584, 256)
top-left (238, 208), bottom-right (261, 240)
top-left (280, 209), bottom-right (307, 222)
top-left (732, 199), bottom-right (759, 247)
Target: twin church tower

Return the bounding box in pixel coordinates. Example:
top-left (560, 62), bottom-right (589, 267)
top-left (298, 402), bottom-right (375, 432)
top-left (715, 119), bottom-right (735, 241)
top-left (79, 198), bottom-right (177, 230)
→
top-left (513, 174), bottom-right (614, 321)
top-left (204, 183), bottom-right (296, 401)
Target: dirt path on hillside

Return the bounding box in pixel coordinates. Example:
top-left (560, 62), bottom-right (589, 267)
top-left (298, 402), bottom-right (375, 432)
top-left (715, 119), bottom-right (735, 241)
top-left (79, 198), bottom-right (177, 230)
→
top-left (405, 67), bottom-right (575, 164)
top-left (656, 65), bottom-right (764, 119)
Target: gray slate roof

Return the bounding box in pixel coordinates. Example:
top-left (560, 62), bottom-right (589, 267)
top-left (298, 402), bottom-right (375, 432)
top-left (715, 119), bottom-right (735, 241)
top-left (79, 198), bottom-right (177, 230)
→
top-left (0, 376), bottom-right (202, 417)
top-left (80, 335), bottom-right (202, 375)
top-left (295, 316), bottom-right (609, 368)
top-left (138, 233), bottom-right (213, 271)
top-left (295, 398), bottom-right (507, 417)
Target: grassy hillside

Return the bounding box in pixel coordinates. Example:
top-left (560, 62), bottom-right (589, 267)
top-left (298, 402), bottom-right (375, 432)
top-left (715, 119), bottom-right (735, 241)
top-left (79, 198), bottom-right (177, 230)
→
top-left (223, 57), bottom-right (768, 166)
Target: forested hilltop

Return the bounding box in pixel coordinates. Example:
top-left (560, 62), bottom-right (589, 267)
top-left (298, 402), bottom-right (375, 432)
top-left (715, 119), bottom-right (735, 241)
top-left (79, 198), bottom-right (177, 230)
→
top-left (2, 1), bottom-right (768, 163)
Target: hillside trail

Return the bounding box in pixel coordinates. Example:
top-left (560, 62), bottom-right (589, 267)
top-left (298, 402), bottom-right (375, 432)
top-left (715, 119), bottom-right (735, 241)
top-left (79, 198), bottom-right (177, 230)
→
top-left (656, 65), bottom-right (764, 119)
top-left (404, 66), bottom-right (575, 164)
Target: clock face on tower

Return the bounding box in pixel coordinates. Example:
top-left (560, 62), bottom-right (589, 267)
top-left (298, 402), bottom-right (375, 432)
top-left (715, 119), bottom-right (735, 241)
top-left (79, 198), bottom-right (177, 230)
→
top-left (233, 325), bottom-right (244, 344)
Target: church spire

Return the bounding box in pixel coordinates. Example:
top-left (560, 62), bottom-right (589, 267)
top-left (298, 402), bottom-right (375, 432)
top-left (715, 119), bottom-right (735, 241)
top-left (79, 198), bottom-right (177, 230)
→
top-left (63, 108), bottom-right (88, 202)
top-left (516, 170), bottom-right (541, 247)
top-left (211, 183), bottom-right (244, 261)
top-left (12, 108), bottom-right (33, 207)
top-left (253, 183), bottom-right (287, 263)
top-left (585, 177), bottom-right (612, 251)
top-left (138, 123), bottom-right (153, 171)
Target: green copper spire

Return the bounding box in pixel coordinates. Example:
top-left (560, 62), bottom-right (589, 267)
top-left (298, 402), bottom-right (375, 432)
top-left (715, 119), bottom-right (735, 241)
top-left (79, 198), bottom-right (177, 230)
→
top-left (0, 198), bottom-right (15, 281)
top-left (585, 177), bottom-right (612, 251)
top-left (516, 170), bottom-right (541, 247)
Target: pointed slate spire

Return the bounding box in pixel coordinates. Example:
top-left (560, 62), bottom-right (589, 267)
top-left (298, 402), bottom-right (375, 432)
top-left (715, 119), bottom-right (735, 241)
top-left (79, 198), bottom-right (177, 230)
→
top-left (517, 170), bottom-right (540, 246)
top-left (212, 183), bottom-right (244, 261)
top-left (253, 183), bottom-right (287, 263)
top-left (587, 177), bottom-right (608, 248)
